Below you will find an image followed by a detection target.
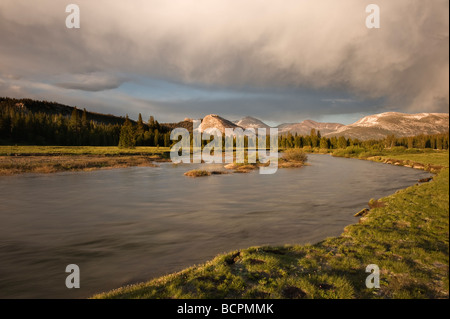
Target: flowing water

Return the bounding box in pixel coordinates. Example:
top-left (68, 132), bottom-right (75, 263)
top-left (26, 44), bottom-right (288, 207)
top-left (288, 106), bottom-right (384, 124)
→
top-left (0, 154), bottom-right (431, 298)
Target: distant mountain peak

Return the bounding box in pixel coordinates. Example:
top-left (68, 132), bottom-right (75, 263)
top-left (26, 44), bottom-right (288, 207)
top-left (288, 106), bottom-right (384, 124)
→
top-left (235, 116), bottom-right (270, 129)
top-left (199, 114), bottom-right (241, 133)
top-left (302, 119), bottom-right (319, 125)
top-left (277, 120), bottom-right (344, 135)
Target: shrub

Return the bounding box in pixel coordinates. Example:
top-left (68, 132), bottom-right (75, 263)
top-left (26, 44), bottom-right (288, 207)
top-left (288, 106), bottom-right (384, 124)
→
top-left (390, 146), bottom-right (407, 153)
top-left (333, 146), bottom-right (366, 158)
top-left (184, 169), bottom-right (211, 177)
top-left (282, 149), bottom-right (308, 163)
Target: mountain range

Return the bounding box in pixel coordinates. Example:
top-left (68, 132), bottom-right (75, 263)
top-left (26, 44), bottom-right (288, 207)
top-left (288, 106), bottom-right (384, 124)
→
top-left (324, 112), bottom-right (449, 140)
top-left (196, 112), bottom-right (449, 140)
top-left (2, 98), bottom-right (448, 140)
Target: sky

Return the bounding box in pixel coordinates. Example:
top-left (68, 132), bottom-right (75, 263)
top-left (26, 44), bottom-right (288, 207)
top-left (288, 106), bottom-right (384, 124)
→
top-left (0, 0), bottom-right (448, 125)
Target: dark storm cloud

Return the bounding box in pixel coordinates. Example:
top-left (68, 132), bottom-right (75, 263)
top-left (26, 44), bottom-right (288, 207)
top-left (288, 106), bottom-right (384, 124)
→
top-left (0, 0), bottom-right (448, 121)
top-left (129, 91), bottom-right (385, 124)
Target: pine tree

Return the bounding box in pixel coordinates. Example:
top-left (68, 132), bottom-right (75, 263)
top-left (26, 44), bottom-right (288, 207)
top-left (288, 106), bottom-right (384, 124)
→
top-left (144, 131), bottom-right (153, 146)
top-left (385, 134), bottom-right (396, 148)
top-left (148, 116), bottom-right (155, 129)
top-left (154, 129), bottom-right (160, 147)
top-left (118, 115), bottom-right (136, 148)
top-left (320, 137), bottom-right (329, 149)
top-left (135, 113), bottom-right (145, 146)
top-left (436, 137), bottom-right (443, 150)
top-left (69, 107), bottom-right (80, 132)
top-left (164, 133), bottom-right (170, 147)
top-left (407, 136), bottom-right (414, 149)
top-left (337, 136), bottom-right (348, 149)
top-left (81, 108), bottom-right (88, 129)
top-left (137, 113), bottom-right (145, 135)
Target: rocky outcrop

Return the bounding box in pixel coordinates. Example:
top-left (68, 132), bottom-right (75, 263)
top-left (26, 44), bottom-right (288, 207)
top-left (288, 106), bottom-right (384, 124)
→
top-left (199, 114), bottom-right (242, 134)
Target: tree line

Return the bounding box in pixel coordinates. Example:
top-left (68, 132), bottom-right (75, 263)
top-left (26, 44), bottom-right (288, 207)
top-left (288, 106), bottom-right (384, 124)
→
top-left (1, 99), bottom-right (448, 149)
top-left (118, 114), bottom-right (172, 148)
top-left (278, 129), bottom-right (449, 150)
top-left (0, 100), bottom-right (171, 147)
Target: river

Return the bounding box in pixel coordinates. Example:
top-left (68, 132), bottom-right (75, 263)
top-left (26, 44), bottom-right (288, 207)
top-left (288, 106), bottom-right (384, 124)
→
top-left (0, 154), bottom-right (431, 298)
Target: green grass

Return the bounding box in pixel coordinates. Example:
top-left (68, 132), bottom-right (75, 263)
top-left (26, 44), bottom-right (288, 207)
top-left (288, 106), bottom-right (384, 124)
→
top-left (375, 152), bottom-right (449, 167)
top-left (0, 145), bottom-right (171, 156)
top-left (331, 147), bottom-right (448, 165)
top-left (94, 152), bottom-right (449, 299)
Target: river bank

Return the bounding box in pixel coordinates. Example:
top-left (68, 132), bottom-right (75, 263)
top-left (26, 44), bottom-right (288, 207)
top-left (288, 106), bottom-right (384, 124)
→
top-left (94, 151), bottom-right (449, 299)
top-left (0, 146), bottom-right (171, 176)
top-left (0, 146), bottom-right (308, 176)
top-left (0, 155), bottom-right (166, 175)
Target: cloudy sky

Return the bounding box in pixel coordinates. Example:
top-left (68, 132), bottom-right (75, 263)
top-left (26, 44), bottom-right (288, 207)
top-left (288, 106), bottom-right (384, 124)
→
top-left (0, 0), bottom-right (448, 124)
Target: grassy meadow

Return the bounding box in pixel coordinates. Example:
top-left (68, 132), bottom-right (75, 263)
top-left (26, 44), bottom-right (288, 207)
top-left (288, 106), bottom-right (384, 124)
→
top-left (0, 145), bottom-right (171, 156)
top-left (0, 146), bottom-right (171, 175)
top-left (375, 152), bottom-right (449, 167)
top-left (0, 145), bottom-right (308, 176)
top-left (93, 150), bottom-right (449, 299)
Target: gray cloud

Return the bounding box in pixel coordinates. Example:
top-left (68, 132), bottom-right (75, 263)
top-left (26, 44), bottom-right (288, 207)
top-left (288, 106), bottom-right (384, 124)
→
top-left (53, 73), bottom-right (125, 92)
top-left (0, 0), bottom-right (448, 120)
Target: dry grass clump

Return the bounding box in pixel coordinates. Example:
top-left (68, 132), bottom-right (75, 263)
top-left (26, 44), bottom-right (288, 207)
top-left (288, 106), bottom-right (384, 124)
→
top-left (0, 155), bottom-right (158, 175)
top-left (184, 169), bottom-right (229, 177)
